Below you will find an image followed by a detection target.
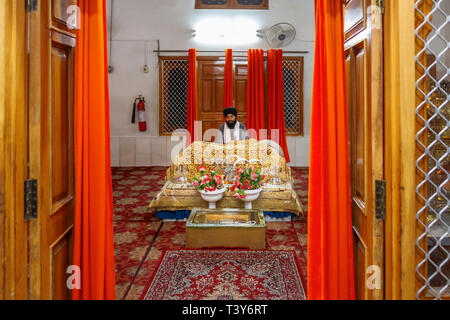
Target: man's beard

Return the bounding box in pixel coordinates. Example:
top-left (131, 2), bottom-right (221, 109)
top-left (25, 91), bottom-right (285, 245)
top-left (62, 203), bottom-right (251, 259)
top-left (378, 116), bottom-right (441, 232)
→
top-left (226, 120), bottom-right (237, 129)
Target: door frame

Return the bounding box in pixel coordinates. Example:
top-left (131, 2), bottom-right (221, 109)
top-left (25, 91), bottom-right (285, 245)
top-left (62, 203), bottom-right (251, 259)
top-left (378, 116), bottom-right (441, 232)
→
top-left (383, 0), bottom-right (417, 300)
top-left (0, 0), bottom-right (30, 300)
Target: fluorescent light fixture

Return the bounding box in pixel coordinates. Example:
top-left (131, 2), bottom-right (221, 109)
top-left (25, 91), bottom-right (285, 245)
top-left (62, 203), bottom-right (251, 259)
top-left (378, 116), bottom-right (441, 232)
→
top-left (194, 18), bottom-right (259, 45)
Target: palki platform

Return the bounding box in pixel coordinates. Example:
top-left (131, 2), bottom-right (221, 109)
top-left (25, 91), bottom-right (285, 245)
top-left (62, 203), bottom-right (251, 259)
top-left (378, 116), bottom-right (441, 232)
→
top-left (185, 208), bottom-right (266, 250)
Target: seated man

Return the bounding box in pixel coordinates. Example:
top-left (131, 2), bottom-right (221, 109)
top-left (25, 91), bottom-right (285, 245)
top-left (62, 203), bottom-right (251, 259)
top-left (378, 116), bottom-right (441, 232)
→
top-left (217, 107), bottom-right (249, 144)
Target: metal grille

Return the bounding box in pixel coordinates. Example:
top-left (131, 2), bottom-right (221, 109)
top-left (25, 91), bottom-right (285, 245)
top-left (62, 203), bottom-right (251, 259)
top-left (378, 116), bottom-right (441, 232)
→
top-left (415, 0), bottom-right (450, 300)
top-left (283, 59), bottom-right (304, 135)
top-left (160, 59), bottom-right (188, 135)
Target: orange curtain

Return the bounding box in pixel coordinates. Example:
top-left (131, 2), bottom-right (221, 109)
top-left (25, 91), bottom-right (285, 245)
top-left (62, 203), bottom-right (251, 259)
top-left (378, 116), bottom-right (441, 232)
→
top-left (307, 0), bottom-right (355, 300)
top-left (267, 49), bottom-right (290, 162)
top-left (246, 49), bottom-right (266, 140)
top-left (186, 48), bottom-right (198, 147)
top-left (223, 49), bottom-right (234, 109)
top-left (73, 0), bottom-right (116, 300)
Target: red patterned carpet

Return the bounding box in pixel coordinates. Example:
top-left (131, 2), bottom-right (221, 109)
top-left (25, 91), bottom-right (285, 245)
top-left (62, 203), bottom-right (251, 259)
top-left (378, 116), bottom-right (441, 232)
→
top-left (112, 167), bottom-right (309, 300)
top-left (141, 250), bottom-right (306, 300)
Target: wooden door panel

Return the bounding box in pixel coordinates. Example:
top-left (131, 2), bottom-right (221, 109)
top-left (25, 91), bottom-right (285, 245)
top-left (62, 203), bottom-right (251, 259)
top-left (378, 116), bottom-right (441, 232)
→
top-left (354, 44), bottom-right (366, 202)
top-left (50, 229), bottom-right (73, 300)
top-left (198, 58), bottom-right (248, 140)
top-left (201, 79), bottom-right (214, 113)
top-left (344, 0), bottom-right (364, 32)
top-left (28, 0), bottom-right (76, 300)
top-left (354, 232), bottom-right (369, 299)
top-left (344, 0), bottom-right (366, 41)
top-left (215, 80), bottom-right (225, 112)
top-left (345, 0), bottom-right (384, 300)
top-left (47, 32), bottom-right (75, 299)
top-left (235, 79), bottom-right (247, 113)
top-left (52, 0), bottom-right (77, 28)
top-left (51, 46), bottom-right (70, 205)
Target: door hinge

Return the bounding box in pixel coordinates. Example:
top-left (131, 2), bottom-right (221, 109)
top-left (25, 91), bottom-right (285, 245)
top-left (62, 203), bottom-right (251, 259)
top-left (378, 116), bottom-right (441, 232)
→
top-left (376, 0), bottom-right (385, 14)
top-left (24, 179), bottom-right (38, 221)
top-left (375, 180), bottom-right (386, 221)
top-left (25, 0), bottom-right (38, 12)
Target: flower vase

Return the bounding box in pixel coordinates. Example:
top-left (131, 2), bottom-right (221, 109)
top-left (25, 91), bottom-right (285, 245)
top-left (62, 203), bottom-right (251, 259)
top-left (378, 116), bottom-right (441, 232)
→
top-left (199, 188), bottom-right (226, 209)
top-left (241, 188), bottom-right (263, 209)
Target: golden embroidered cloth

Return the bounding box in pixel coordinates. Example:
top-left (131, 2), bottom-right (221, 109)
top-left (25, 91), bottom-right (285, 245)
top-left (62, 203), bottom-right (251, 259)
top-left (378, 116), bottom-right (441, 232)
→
top-left (149, 139), bottom-right (304, 216)
top-left (166, 139), bottom-right (292, 183)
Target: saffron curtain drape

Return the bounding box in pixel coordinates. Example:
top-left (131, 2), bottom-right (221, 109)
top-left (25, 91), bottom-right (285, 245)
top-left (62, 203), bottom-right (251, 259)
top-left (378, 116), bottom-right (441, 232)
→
top-left (223, 49), bottom-right (234, 109)
top-left (307, 0), bottom-right (355, 300)
top-left (267, 49), bottom-right (290, 163)
top-left (246, 49), bottom-right (266, 140)
top-left (73, 0), bottom-right (116, 300)
top-left (186, 48), bottom-right (198, 147)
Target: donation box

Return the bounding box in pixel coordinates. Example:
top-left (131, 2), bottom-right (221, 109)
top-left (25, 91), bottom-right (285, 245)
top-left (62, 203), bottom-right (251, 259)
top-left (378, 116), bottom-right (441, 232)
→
top-left (185, 208), bottom-right (266, 250)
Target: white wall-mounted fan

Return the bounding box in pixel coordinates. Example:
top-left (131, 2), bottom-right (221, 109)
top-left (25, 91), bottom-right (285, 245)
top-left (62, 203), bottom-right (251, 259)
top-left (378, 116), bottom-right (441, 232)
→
top-left (257, 23), bottom-right (297, 48)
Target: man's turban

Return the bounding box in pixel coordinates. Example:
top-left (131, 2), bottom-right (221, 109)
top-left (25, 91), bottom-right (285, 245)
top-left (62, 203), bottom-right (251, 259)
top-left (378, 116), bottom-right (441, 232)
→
top-left (223, 107), bottom-right (238, 117)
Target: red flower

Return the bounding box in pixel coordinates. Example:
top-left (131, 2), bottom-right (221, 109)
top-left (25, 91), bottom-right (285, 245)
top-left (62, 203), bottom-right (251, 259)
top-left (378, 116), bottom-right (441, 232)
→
top-left (230, 185), bottom-right (236, 192)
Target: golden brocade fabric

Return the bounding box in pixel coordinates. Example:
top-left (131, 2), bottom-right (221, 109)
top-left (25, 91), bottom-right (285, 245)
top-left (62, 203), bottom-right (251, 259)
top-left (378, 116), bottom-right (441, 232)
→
top-left (150, 139), bottom-right (304, 216)
top-left (166, 139), bottom-right (292, 183)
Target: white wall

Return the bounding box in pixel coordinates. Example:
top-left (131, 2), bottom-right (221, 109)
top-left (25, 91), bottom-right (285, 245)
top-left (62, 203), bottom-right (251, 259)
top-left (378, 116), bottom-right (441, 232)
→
top-left (107, 0), bottom-right (315, 167)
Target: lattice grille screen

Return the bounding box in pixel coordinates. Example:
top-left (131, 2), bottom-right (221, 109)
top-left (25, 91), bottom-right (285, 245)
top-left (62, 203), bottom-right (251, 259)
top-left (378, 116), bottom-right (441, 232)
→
top-left (283, 59), bottom-right (304, 135)
top-left (160, 59), bottom-right (189, 135)
top-left (415, 0), bottom-right (450, 300)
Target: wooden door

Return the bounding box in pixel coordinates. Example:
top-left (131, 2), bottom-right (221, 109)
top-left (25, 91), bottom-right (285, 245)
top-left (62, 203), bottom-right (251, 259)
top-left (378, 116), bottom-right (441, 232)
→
top-left (0, 0), bottom-right (30, 300)
top-left (197, 57), bottom-right (248, 142)
top-left (344, 0), bottom-right (385, 300)
top-left (28, 0), bottom-right (77, 300)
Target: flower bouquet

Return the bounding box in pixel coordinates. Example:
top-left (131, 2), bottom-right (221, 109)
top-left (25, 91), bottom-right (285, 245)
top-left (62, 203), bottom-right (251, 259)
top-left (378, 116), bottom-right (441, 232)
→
top-left (228, 166), bottom-right (265, 209)
top-left (193, 167), bottom-right (226, 209)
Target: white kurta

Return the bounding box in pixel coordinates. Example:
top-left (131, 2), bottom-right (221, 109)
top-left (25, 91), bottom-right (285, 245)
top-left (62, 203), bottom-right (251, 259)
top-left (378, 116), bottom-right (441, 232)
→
top-left (224, 121), bottom-right (242, 144)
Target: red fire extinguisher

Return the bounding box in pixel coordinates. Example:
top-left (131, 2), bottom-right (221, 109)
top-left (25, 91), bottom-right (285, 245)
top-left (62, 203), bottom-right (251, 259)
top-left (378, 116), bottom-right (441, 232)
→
top-left (132, 95), bottom-right (147, 132)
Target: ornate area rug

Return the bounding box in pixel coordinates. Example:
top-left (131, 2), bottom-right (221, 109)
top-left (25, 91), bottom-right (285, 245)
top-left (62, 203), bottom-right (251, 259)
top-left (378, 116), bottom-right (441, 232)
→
top-left (141, 250), bottom-right (306, 300)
